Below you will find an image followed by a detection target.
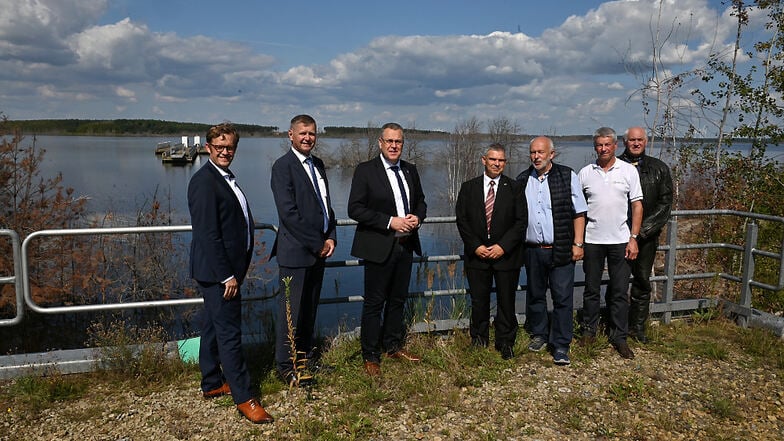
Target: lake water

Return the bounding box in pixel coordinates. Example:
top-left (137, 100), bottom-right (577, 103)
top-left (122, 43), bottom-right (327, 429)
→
top-left (5, 134), bottom-right (779, 352)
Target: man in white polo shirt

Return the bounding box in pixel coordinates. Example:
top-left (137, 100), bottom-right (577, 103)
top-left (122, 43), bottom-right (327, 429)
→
top-left (577, 127), bottom-right (643, 359)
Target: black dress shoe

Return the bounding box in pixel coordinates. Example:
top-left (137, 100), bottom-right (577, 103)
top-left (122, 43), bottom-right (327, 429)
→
top-left (631, 331), bottom-right (649, 344)
top-left (277, 370), bottom-right (314, 387)
top-left (614, 340), bottom-right (635, 359)
top-left (306, 358), bottom-right (335, 374)
top-left (498, 345), bottom-right (514, 360)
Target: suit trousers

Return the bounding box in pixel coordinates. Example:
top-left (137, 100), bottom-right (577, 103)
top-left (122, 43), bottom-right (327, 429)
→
top-left (360, 241), bottom-right (413, 363)
top-left (525, 247), bottom-right (575, 351)
top-left (629, 233), bottom-right (660, 331)
top-left (198, 281), bottom-right (253, 404)
top-left (581, 243), bottom-right (631, 343)
top-left (465, 266), bottom-right (520, 349)
top-left (275, 263), bottom-right (325, 374)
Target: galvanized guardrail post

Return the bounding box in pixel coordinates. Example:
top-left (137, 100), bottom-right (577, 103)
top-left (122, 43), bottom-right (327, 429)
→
top-left (0, 229), bottom-right (23, 326)
top-left (737, 221), bottom-right (758, 328)
top-left (661, 218), bottom-right (678, 324)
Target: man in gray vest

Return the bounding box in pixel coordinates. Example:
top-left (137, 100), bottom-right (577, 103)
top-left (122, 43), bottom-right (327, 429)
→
top-left (517, 136), bottom-right (587, 365)
top-left (619, 127), bottom-right (673, 343)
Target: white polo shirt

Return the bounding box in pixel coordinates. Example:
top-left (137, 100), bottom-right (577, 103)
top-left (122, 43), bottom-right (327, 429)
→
top-left (578, 158), bottom-right (643, 244)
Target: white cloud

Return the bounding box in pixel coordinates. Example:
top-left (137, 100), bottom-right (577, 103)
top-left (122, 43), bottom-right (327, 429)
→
top-left (0, 0), bottom-right (765, 135)
top-left (115, 86), bottom-right (136, 102)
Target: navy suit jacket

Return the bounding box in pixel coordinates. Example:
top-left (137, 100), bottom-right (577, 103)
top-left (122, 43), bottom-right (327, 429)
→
top-left (188, 161), bottom-right (254, 284)
top-left (348, 156), bottom-right (427, 263)
top-left (270, 149), bottom-right (337, 267)
top-left (455, 174), bottom-right (527, 270)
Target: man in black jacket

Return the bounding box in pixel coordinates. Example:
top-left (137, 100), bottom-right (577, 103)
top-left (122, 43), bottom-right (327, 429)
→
top-left (348, 123), bottom-right (427, 376)
top-left (456, 143), bottom-right (527, 359)
top-left (619, 127), bottom-right (673, 343)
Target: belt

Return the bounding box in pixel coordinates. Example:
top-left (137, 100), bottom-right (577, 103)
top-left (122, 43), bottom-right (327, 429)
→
top-left (527, 243), bottom-right (553, 249)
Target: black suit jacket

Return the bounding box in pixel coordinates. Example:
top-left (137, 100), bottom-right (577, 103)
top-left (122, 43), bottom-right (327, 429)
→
top-left (455, 174), bottom-right (527, 270)
top-left (188, 161), bottom-right (254, 284)
top-left (348, 156), bottom-right (427, 263)
top-left (270, 149), bottom-right (337, 267)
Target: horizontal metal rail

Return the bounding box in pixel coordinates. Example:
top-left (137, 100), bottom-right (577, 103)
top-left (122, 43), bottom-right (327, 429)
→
top-left (2, 211), bottom-right (782, 334)
top-left (17, 223), bottom-right (277, 316)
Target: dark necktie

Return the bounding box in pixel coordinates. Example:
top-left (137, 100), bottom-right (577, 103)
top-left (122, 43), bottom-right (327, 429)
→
top-left (305, 157), bottom-right (329, 233)
top-left (391, 165), bottom-right (410, 215)
top-left (485, 180), bottom-right (495, 237)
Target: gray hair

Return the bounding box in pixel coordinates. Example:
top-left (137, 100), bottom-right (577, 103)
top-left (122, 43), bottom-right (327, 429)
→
top-left (623, 127), bottom-right (649, 142)
top-left (593, 127), bottom-right (617, 143)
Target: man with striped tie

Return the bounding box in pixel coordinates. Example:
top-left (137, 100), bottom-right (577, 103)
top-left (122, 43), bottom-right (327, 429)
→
top-left (455, 143), bottom-right (527, 359)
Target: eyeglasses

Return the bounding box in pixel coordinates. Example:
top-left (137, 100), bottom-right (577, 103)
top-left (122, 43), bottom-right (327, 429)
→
top-left (381, 138), bottom-right (403, 146)
top-left (208, 143), bottom-right (237, 152)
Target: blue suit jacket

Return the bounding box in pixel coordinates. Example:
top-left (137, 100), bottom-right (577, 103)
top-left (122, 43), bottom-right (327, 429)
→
top-left (188, 161), bottom-right (254, 284)
top-left (270, 149), bottom-right (337, 267)
top-left (348, 156), bottom-right (427, 263)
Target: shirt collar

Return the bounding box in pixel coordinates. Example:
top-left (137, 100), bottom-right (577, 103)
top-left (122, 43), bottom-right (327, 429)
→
top-left (290, 146), bottom-right (312, 163)
top-left (380, 154), bottom-right (400, 169)
top-left (208, 159), bottom-right (232, 179)
top-left (483, 174), bottom-right (500, 187)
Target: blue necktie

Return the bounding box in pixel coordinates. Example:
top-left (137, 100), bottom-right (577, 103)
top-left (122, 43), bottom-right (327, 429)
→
top-left (305, 157), bottom-right (329, 233)
top-left (391, 165), bottom-right (410, 215)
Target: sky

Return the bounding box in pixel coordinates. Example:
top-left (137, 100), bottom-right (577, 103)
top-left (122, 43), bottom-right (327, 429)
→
top-left (0, 0), bottom-right (765, 135)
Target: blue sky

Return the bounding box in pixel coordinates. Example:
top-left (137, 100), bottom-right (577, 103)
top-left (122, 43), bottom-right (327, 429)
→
top-left (0, 0), bottom-right (757, 134)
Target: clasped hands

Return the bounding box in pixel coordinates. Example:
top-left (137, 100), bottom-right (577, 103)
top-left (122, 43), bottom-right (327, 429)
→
top-left (390, 214), bottom-right (420, 234)
top-left (475, 244), bottom-right (505, 260)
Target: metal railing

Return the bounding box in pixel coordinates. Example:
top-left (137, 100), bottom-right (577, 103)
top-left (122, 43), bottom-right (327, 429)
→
top-left (1, 211), bottom-right (783, 333)
top-left (0, 229), bottom-right (22, 326)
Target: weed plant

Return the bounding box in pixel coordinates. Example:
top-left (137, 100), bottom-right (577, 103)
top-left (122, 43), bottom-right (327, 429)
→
top-left (86, 318), bottom-right (195, 385)
top-left (281, 276), bottom-right (312, 388)
top-left (6, 372), bottom-right (88, 414)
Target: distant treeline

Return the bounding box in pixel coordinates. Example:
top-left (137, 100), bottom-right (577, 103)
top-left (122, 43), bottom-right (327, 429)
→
top-left (322, 126), bottom-right (449, 138)
top-left (6, 119), bottom-right (279, 137)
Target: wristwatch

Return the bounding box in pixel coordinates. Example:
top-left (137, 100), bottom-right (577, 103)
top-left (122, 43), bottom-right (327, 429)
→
top-left (573, 242), bottom-right (584, 248)
top-left (630, 234), bottom-right (638, 240)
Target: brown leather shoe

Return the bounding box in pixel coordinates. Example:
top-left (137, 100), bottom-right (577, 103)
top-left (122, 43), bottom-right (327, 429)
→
top-left (363, 360), bottom-right (381, 377)
top-left (237, 398), bottom-right (274, 424)
top-left (385, 349), bottom-right (421, 362)
top-left (202, 382), bottom-right (231, 399)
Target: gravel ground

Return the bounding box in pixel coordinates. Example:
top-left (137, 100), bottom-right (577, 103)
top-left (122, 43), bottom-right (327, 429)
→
top-left (2, 331), bottom-right (784, 440)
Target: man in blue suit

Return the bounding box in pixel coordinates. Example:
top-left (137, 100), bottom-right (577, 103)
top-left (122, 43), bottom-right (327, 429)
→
top-left (271, 114), bottom-right (337, 384)
top-left (348, 122), bottom-right (427, 377)
top-left (188, 123), bottom-right (273, 424)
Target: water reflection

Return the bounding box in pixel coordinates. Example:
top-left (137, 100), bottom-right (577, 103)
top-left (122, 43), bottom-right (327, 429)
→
top-left (1, 135), bottom-right (775, 353)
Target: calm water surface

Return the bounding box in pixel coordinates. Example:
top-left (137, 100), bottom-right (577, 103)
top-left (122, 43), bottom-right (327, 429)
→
top-left (9, 134), bottom-right (777, 351)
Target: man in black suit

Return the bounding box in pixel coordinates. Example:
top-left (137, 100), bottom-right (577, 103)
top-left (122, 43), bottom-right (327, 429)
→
top-left (455, 143), bottom-right (527, 359)
top-left (348, 122), bottom-right (427, 376)
top-left (270, 114), bottom-right (336, 384)
top-left (188, 123), bottom-right (273, 424)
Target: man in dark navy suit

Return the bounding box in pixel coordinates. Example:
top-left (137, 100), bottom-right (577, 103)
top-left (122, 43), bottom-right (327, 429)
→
top-left (270, 114), bottom-right (336, 384)
top-left (348, 122), bottom-right (427, 377)
top-left (456, 143), bottom-right (527, 360)
top-left (188, 123), bottom-right (273, 424)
